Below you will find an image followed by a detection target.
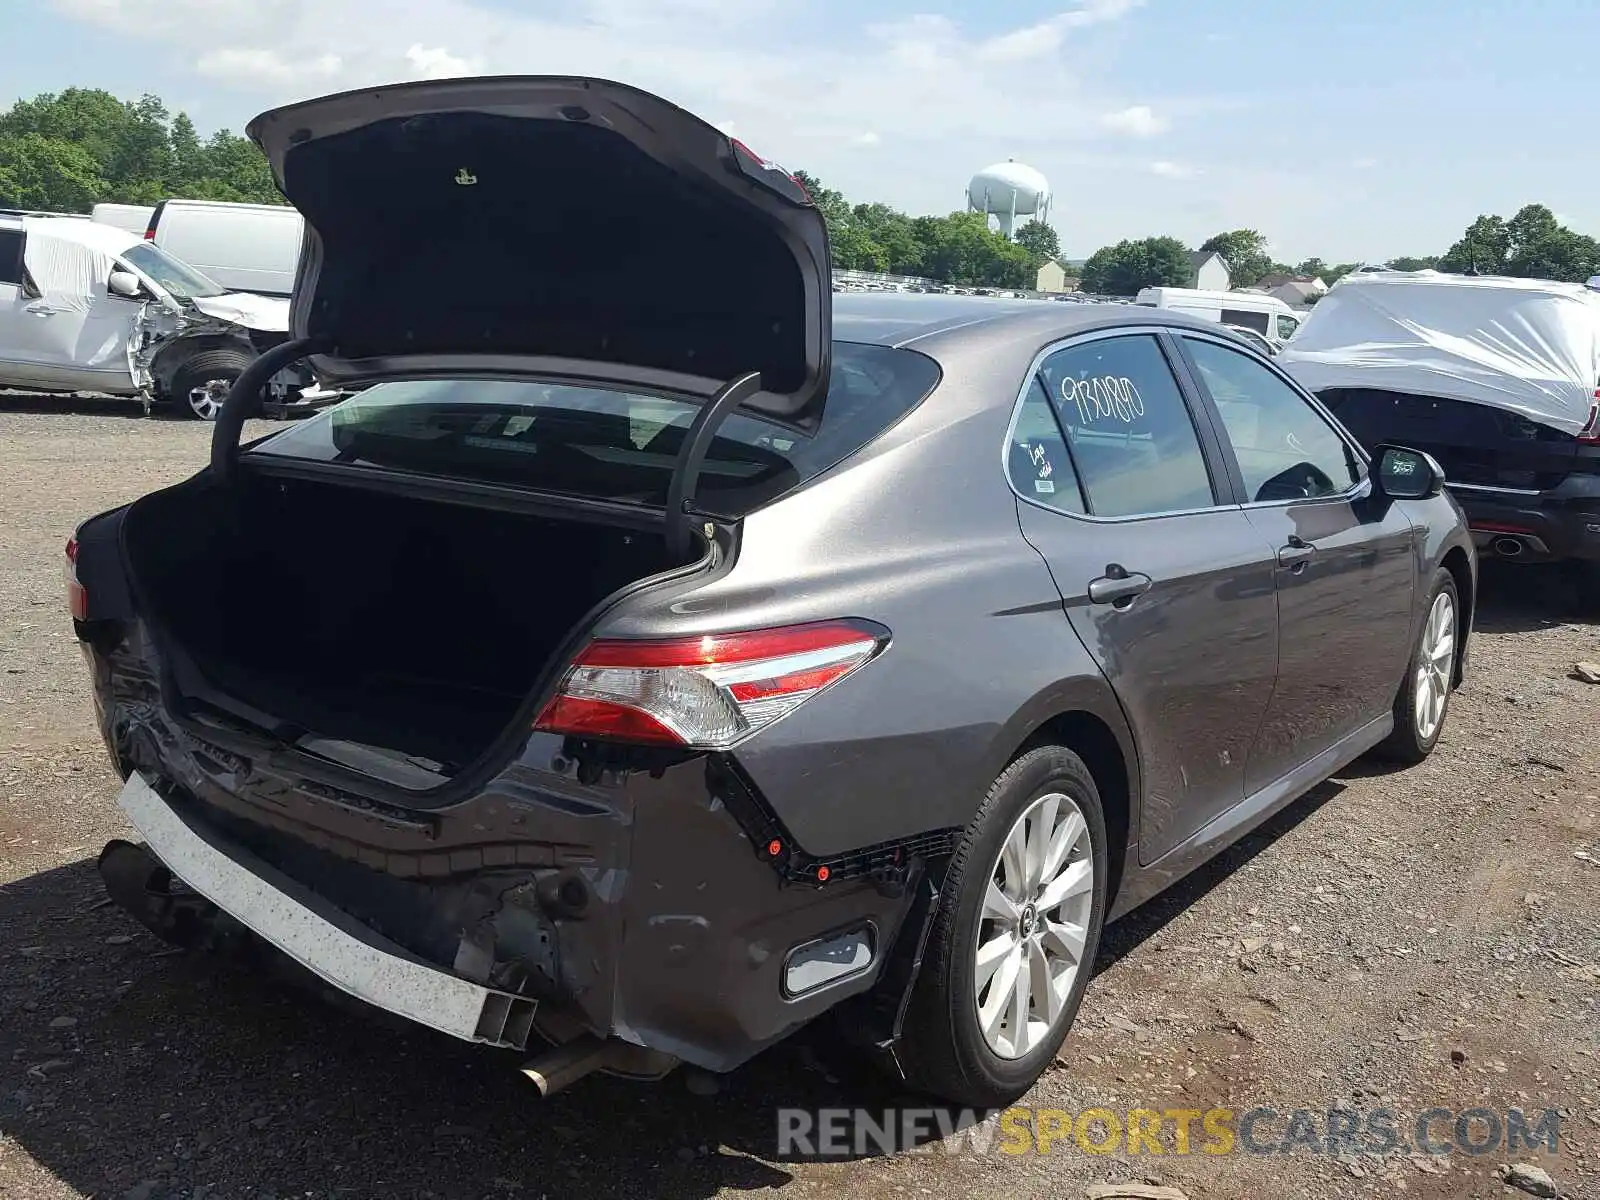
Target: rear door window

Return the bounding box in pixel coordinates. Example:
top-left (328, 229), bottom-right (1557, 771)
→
top-left (1007, 376), bottom-right (1087, 513)
top-left (250, 341), bottom-right (941, 515)
top-left (1036, 334), bottom-right (1219, 518)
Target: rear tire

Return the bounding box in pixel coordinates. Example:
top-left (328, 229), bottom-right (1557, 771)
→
top-left (1374, 568), bottom-right (1459, 764)
top-left (895, 744), bottom-right (1108, 1108)
top-left (168, 348), bottom-right (254, 421)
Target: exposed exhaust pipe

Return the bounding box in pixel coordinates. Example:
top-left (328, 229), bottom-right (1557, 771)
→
top-left (521, 1035), bottom-right (617, 1096)
top-left (521, 1031), bottom-right (681, 1096)
top-left (1492, 536), bottom-right (1525, 557)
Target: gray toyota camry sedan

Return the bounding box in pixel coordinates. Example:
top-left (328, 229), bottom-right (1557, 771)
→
top-left (68, 75), bottom-right (1475, 1108)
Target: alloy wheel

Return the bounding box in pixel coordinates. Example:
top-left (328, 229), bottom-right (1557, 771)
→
top-left (187, 378), bottom-right (231, 421)
top-left (974, 791), bottom-right (1095, 1059)
top-left (1413, 590), bottom-right (1456, 742)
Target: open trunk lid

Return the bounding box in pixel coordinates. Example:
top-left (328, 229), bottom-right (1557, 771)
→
top-left (245, 76), bottom-right (832, 433)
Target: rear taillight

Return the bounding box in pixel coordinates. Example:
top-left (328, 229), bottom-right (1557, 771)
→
top-left (1579, 396), bottom-right (1600, 445)
top-left (65, 535), bottom-right (87, 620)
top-left (535, 620), bottom-right (888, 749)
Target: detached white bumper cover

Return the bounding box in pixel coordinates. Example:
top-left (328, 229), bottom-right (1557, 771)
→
top-left (117, 772), bottom-right (536, 1049)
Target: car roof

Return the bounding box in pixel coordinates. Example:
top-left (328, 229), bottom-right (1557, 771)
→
top-left (832, 291), bottom-right (1218, 351)
top-left (20, 215), bottom-right (140, 255)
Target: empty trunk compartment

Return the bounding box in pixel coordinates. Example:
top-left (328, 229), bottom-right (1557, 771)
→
top-left (122, 469), bottom-right (687, 776)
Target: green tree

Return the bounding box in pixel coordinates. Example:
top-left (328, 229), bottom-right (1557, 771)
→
top-left (1014, 219), bottom-right (1061, 267)
top-left (1438, 206), bottom-right (1599, 282)
top-left (1080, 236), bottom-right (1193, 296)
top-left (0, 132), bottom-right (106, 211)
top-left (1386, 256), bottom-right (1439, 272)
top-left (790, 168), bottom-right (1034, 286)
top-left (1200, 229), bottom-right (1273, 287)
top-left (0, 87), bottom-right (284, 211)
top-left (1296, 258), bottom-right (1360, 284)
top-left (168, 111), bottom-right (205, 192)
top-left (190, 130), bottom-right (281, 203)
top-left (1439, 215), bottom-right (1510, 275)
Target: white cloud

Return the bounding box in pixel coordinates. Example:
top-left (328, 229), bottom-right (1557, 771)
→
top-left (1101, 105), bottom-right (1168, 137)
top-left (1351, 156), bottom-right (1380, 170)
top-left (196, 48), bottom-right (343, 88)
top-left (404, 43), bottom-right (480, 80)
top-left (47, 0), bottom-right (1200, 221)
top-left (1149, 160), bottom-right (1195, 179)
top-left (976, 0), bottom-right (1146, 64)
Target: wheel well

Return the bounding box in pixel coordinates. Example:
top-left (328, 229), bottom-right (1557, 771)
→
top-left (1440, 546), bottom-right (1473, 685)
top-left (1022, 710), bottom-right (1132, 909)
top-left (149, 334), bottom-right (254, 396)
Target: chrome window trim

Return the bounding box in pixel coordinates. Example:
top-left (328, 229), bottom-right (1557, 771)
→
top-left (1449, 481), bottom-right (1542, 497)
top-left (1000, 325), bottom-right (1238, 526)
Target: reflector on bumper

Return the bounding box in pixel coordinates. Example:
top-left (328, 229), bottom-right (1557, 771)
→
top-left (116, 772), bottom-right (536, 1049)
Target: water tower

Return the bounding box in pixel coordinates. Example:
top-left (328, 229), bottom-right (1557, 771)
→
top-left (967, 160), bottom-right (1051, 239)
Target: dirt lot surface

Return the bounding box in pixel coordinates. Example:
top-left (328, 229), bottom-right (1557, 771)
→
top-left (3, 400), bottom-right (1598, 1200)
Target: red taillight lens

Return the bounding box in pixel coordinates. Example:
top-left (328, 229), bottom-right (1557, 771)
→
top-left (1579, 396), bottom-right (1600, 445)
top-left (65, 535), bottom-right (87, 620)
top-left (535, 620), bottom-right (887, 749)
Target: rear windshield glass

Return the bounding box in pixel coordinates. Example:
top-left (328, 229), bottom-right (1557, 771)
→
top-left (248, 341), bottom-right (940, 515)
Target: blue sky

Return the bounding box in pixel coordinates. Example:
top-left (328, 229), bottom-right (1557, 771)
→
top-left (7, 0), bottom-right (1597, 263)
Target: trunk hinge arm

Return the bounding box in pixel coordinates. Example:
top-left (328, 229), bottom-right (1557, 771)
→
top-left (210, 336), bottom-right (332, 485)
top-left (664, 370), bottom-right (763, 560)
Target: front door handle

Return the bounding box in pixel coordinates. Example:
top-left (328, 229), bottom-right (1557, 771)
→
top-left (25, 303), bottom-right (57, 316)
top-left (1277, 536), bottom-right (1316, 571)
top-left (1088, 569), bottom-right (1153, 606)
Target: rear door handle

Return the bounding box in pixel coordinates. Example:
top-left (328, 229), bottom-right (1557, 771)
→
top-left (1277, 537), bottom-right (1316, 570)
top-left (1088, 569), bottom-right (1153, 606)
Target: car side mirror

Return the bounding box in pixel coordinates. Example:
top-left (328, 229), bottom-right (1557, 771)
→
top-left (108, 270), bottom-right (143, 299)
top-left (1375, 445), bottom-right (1445, 500)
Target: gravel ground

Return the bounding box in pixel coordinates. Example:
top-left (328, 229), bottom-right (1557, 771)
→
top-left (2, 400), bottom-right (1597, 1200)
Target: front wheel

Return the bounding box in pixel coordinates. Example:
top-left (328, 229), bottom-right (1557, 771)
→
top-left (1374, 568), bottom-right (1459, 763)
top-left (895, 744), bottom-right (1108, 1107)
top-left (168, 347), bottom-right (254, 421)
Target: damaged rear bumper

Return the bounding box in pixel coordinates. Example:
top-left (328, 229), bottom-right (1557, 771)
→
top-left (116, 771), bottom-right (538, 1049)
top-left (90, 632), bottom-right (920, 1073)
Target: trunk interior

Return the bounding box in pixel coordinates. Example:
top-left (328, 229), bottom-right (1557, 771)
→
top-left (123, 468), bottom-right (683, 776)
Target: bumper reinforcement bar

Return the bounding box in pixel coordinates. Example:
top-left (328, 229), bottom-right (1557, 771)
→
top-left (116, 772), bottom-right (537, 1050)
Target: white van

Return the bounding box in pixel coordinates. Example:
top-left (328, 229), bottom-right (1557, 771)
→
top-left (144, 199), bottom-right (304, 297)
top-left (92, 203), bottom-right (156, 236)
top-left (1134, 286), bottom-right (1305, 343)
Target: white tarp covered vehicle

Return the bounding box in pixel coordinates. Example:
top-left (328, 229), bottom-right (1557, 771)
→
top-left (1280, 270), bottom-right (1600, 596)
top-left (1279, 270), bottom-right (1600, 436)
top-left (0, 215), bottom-right (314, 419)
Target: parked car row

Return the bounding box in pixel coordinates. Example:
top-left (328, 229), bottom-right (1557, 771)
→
top-left (71, 76), bottom-right (1481, 1115)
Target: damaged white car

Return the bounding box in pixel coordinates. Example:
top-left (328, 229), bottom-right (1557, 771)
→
top-left (0, 213), bottom-right (316, 419)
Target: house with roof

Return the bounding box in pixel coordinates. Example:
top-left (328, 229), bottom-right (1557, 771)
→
top-left (1035, 259), bottom-right (1081, 293)
top-left (1264, 277), bottom-right (1329, 309)
top-left (1188, 250), bottom-right (1231, 290)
